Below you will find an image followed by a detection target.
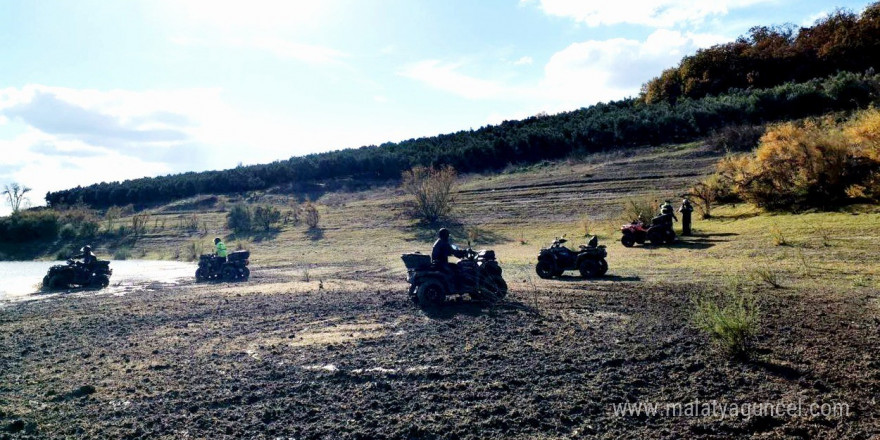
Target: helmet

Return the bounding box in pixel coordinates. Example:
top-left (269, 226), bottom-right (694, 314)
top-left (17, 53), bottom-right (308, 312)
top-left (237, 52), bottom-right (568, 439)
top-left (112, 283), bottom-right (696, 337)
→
top-left (438, 228), bottom-right (450, 239)
top-left (214, 237), bottom-right (221, 244)
top-left (82, 245), bottom-right (92, 253)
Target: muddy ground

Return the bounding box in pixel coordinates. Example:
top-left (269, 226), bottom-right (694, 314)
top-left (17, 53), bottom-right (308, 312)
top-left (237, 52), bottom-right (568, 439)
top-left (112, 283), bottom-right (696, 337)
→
top-left (1, 265), bottom-right (878, 439)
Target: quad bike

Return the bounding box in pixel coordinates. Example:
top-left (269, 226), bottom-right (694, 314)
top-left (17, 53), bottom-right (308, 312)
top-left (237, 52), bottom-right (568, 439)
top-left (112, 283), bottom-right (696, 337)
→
top-left (620, 214), bottom-right (676, 247)
top-left (195, 250), bottom-right (250, 282)
top-left (402, 243), bottom-right (507, 307)
top-left (42, 259), bottom-right (112, 290)
top-left (536, 235), bottom-right (608, 279)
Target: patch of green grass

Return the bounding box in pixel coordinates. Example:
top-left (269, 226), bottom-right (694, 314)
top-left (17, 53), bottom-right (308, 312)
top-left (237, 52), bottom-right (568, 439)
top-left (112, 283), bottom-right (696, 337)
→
top-left (692, 282), bottom-right (760, 358)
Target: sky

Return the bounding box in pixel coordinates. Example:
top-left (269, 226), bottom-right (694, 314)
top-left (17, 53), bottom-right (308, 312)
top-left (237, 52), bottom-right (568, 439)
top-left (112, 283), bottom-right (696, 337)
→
top-left (0, 0), bottom-right (876, 214)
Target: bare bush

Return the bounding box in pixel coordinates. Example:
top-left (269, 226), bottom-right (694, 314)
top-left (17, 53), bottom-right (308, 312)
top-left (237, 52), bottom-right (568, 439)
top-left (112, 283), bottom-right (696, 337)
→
top-left (131, 213), bottom-right (151, 237)
top-left (621, 198), bottom-right (657, 223)
top-left (750, 268), bottom-right (782, 288)
top-left (304, 202), bottom-right (320, 229)
top-left (401, 165), bottom-right (457, 223)
top-left (689, 174), bottom-right (728, 219)
top-left (183, 240), bottom-right (204, 261)
top-left (105, 206), bottom-right (122, 230)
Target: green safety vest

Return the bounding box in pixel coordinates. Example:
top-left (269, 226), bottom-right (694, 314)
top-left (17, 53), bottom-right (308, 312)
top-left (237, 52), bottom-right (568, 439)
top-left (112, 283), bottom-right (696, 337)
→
top-left (216, 241), bottom-right (228, 257)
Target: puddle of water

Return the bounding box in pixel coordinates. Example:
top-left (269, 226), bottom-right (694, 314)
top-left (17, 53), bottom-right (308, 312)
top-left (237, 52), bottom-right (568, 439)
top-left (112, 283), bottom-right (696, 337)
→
top-left (0, 260), bottom-right (196, 304)
top-left (302, 364), bottom-right (338, 372)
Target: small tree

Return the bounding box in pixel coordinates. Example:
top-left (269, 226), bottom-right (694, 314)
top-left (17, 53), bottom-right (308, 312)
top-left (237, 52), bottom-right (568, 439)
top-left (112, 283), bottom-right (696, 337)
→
top-left (227, 203), bottom-right (252, 234)
top-left (105, 206), bottom-right (122, 230)
top-left (304, 202), bottom-right (320, 229)
top-left (401, 165), bottom-right (457, 223)
top-left (689, 175), bottom-right (726, 219)
top-left (131, 213), bottom-right (150, 237)
top-left (3, 183), bottom-right (31, 213)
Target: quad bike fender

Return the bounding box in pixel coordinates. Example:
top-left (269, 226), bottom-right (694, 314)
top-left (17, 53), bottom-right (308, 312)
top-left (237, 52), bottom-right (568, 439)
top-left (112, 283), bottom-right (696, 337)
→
top-left (574, 253), bottom-right (597, 267)
top-left (480, 260), bottom-right (503, 276)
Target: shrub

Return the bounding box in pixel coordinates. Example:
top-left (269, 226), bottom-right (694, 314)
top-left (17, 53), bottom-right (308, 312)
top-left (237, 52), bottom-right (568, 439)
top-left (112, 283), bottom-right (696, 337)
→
top-left (750, 268), bottom-right (782, 288)
top-left (104, 206), bottom-right (122, 230)
top-left (183, 240), bottom-right (204, 261)
top-left (621, 198), bottom-right (657, 223)
top-left (131, 213), bottom-right (150, 237)
top-left (113, 247), bottom-right (132, 260)
top-left (78, 221), bottom-right (100, 238)
top-left (717, 111), bottom-right (880, 210)
top-left (179, 213), bottom-right (199, 232)
top-left (401, 165), bottom-right (457, 223)
top-left (688, 174), bottom-right (727, 219)
top-left (227, 203), bottom-right (252, 233)
top-left (692, 285), bottom-right (760, 357)
top-left (253, 205), bottom-right (282, 231)
top-left (304, 202), bottom-right (320, 229)
top-left (58, 223), bottom-right (77, 240)
top-left (0, 211), bottom-right (59, 242)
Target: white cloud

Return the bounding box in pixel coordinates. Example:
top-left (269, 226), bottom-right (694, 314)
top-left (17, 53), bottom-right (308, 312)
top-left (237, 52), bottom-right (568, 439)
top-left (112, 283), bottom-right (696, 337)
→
top-left (802, 10), bottom-right (828, 27)
top-left (0, 84), bottom-right (314, 214)
top-left (401, 29), bottom-right (727, 109)
top-left (514, 56), bottom-right (534, 65)
top-left (524, 0), bottom-right (772, 27)
top-left (399, 60), bottom-right (510, 100)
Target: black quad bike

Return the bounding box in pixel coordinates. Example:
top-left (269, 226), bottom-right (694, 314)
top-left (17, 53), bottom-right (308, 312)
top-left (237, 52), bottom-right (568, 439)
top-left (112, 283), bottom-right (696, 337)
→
top-left (536, 236), bottom-right (608, 279)
top-left (195, 250), bottom-right (251, 282)
top-left (620, 214), bottom-right (676, 247)
top-left (42, 259), bottom-right (112, 290)
top-left (402, 243), bottom-right (507, 307)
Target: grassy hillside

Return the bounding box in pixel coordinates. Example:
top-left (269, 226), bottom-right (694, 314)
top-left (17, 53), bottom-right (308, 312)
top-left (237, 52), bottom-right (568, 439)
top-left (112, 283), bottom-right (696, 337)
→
top-left (33, 141), bottom-right (878, 296)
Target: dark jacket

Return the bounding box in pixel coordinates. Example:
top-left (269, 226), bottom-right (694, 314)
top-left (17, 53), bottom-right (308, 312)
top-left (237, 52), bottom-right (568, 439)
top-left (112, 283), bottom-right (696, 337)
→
top-left (432, 238), bottom-right (465, 264)
top-left (73, 251), bottom-right (97, 266)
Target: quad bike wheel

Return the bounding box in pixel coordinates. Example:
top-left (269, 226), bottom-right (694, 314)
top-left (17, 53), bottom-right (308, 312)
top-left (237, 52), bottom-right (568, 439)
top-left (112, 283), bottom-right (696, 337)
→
top-left (597, 259), bottom-right (608, 276)
top-left (240, 267), bottom-right (250, 280)
top-left (621, 234), bottom-right (635, 247)
top-left (579, 260), bottom-right (599, 278)
top-left (222, 266), bottom-right (238, 282)
top-left (648, 229), bottom-right (665, 246)
top-left (42, 275), bottom-right (51, 290)
top-left (663, 229), bottom-right (676, 244)
top-left (535, 260), bottom-right (555, 279)
top-left (492, 276), bottom-right (508, 300)
top-left (416, 280), bottom-right (446, 307)
top-left (91, 275), bottom-right (110, 288)
top-left (48, 275), bottom-right (66, 290)
top-left (195, 268), bottom-right (207, 282)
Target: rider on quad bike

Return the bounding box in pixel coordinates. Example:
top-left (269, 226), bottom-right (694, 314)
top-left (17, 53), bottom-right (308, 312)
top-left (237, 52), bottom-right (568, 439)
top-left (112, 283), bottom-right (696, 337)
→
top-left (402, 228), bottom-right (507, 307)
top-left (42, 245), bottom-right (112, 290)
top-left (433, 228), bottom-right (466, 269)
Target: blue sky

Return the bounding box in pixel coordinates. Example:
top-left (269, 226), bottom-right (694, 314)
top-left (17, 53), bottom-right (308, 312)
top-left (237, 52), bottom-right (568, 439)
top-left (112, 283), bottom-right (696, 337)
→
top-left (0, 0), bottom-right (875, 213)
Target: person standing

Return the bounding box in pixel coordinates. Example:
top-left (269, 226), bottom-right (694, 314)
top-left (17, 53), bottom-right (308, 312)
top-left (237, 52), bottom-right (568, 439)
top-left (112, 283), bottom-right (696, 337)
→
top-left (679, 199), bottom-right (694, 235)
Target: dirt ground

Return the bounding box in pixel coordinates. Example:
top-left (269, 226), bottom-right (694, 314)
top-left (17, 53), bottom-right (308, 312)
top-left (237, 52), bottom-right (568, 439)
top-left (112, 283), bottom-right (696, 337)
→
top-left (1, 263), bottom-right (878, 439)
